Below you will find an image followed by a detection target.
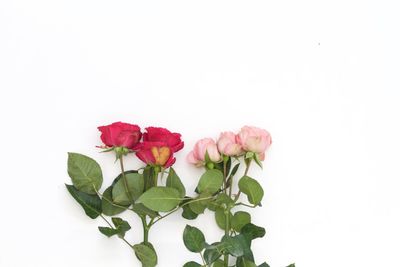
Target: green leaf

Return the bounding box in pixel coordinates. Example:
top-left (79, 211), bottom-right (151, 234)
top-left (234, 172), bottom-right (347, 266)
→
top-left (213, 259), bottom-right (224, 267)
top-left (205, 241), bottom-right (224, 250)
top-left (221, 235), bottom-right (247, 257)
top-left (221, 234), bottom-right (252, 260)
top-left (258, 263), bottom-right (270, 267)
top-left (214, 193), bottom-right (234, 208)
top-left (286, 264), bottom-right (295, 267)
top-left (133, 244), bottom-right (158, 267)
top-left (207, 200), bottom-right (219, 211)
top-left (67, 153), bottom-right (103, 194)
top-left (237, 258), bottom-right (257, 267)
top-left (182, 198), bottom-right (199, 220)
top-left (166, 167), bottom-right (186, 198)
top-left (98, 227), bottom-right (118, 237)
top-left (138, 187), bottom-right (181, 212)
top-left (98, 217), bottom-right (131, 238)
top-left (231, 211), bottom-right (251, 232)
top-left (215, 207), bottom-right (232, 230)
top-left (238, 176), bottom-right (264, 205)
top-left (204, 150), bottom-right (212, 164)
top-left (208, 193), bottom-right (233, 212)
top-left (111, 170), bottom-right (138, 187)
top-left (111, 217), bottom-right (131, 238)
top-left (131, 203), bottom-right (158, 218)
top-left (237, 234), bottom-right (254, 261)
top-left (240, 223), bottom-right (266, 244)
top-left (189, 192), bottom-right (212, 215)
top-left (245, 152), bottom-right (254, 159)
top-left (183, 225), bottom-right (206, 253)
top-left (182, 205), bottom-right (199, 219)
top-left (65, 184), bottom-right (102, 219)
top-left (229, 163), bottom-right (240, 178)
top-left (183, 262), bottom-right (202, 267)
top-left (204, 248), bottom-right (221, 264)
top-left (112, 172), bottom-right (144, 205)
top-left (253, 153), bottom-right (263, 169)
top-left (189, 201), bottom-right (206, 214)
top-left (142, 241), bottom-right (156, 251)
top-left (102, 186), bottom-right (127, 216)
top-left (197, 169), bottom-right (224, 194)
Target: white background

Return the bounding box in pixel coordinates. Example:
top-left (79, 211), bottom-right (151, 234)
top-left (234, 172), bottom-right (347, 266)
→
top-left (1, 0), bottom-right (399, 266)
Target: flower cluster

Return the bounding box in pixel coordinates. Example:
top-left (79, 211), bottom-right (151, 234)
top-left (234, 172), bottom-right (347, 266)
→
top-left (181, 126), bottom-right (278, 267)
top-left (65, 122), bottom-right (294, 267)
top-left (98, 122), bottom-right (183, 168)
top-left (187, 125), bottom-right (272, 167)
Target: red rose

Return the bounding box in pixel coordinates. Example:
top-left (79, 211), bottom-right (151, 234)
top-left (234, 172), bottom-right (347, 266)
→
top-left (143, 127), bottom-right (184, 152)
top-left (98, 122), bottom-right (142, 149)
top-left (136, 141), bottom-right (176, 168)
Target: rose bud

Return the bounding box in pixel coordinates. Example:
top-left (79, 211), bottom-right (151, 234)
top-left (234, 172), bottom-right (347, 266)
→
top-left (98, 122), bottom-right (142, 150)
top-left (217, 131), bottom-right (243, 156)
top-left (143, 127), bottom-right (184, 152)
top-left (236, 126), bottom-right (272, 160)
top-left (187, 138), bottom-right (221, 167)
top-left (136, 141), bottom-right (176, 168)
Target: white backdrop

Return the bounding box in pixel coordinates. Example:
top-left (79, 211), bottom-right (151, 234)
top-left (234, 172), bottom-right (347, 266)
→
top-left (1, 0), bottom-right (400, 266)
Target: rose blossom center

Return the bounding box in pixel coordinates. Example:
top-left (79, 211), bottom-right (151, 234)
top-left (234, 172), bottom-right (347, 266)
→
top-left (151, 146), bottom-right (171, 166)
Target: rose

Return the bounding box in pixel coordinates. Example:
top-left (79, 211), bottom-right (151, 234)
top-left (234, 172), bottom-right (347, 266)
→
top-left (187, 138), bottom-right (221, 166)
top-left (98, 122), bottom-right (142, 150)
top-left (236, 126), bottom-right (272, 160)
top-left (217, 131), bottom-right (243, 156)
top-left (143, 127), bottom-right (184, 152)
top-left (136, 141), bottom-right (176, 168)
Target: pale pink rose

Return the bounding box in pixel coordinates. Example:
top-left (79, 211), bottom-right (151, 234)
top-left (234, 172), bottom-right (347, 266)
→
top-left (217, 131), bottom-right (243, 156)
top-left (236, 126), bottom-right (272, 160)
top-left (187, 138), bottom-right (221, 166)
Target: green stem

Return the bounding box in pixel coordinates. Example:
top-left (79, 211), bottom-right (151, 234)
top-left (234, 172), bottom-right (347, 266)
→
top-left (150, 196), bottom-right (215, 227)
top-left (223, 252), bottom-right (229, 266)
top-left (244, 159), bottom-right (251, 176)
top-left (118, 157), bottom-right (139, 250)
top-left (235, 202), bottom-right (256, 208)
top-left (223, 208), bottom-right (230, 267)
top-left (153, 167), bottom-right (159, 187)
top-left (141, 216), bottom-right (149, 245)
top-left (119, 157), bottom-right (134, 204)
top-left (223, 159), bottom-right (228, 194)
top-left (149, 197), bottom-right (213, 227)
top-left (228, 170), bottom-right (233, 199)
top-left (200, 252), bottom-right (207, 266)
top-left (150, 208), bottom-right (178, 226)
top-left (224, 160), bottom-right (231, 267)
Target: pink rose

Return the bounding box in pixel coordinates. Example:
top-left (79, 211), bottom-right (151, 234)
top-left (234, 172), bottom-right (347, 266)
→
top-left (187, 138), bottom-right (221, 166)
top-left (217, 131), bottom-right (243, 156)
top-left (236, 126), bottom-right (272, 160)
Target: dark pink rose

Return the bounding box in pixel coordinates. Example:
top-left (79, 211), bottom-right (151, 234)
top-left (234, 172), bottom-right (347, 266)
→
top-left (143, 127), bottom-right (184, 152)
top-left (98, 122), bottom-right (142, 149)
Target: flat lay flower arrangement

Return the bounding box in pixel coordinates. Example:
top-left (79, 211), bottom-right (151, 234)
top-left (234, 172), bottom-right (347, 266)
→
top-left (65, 122), bottom-right (295, 267)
